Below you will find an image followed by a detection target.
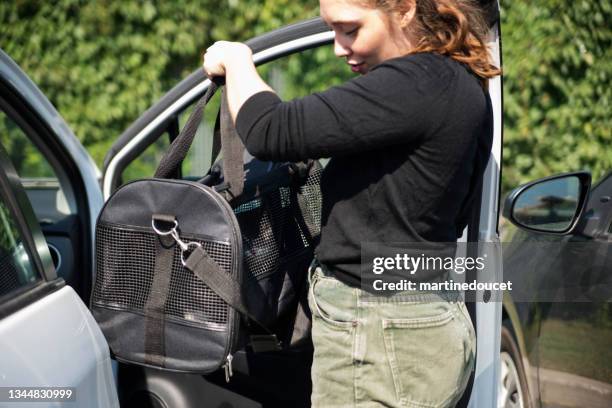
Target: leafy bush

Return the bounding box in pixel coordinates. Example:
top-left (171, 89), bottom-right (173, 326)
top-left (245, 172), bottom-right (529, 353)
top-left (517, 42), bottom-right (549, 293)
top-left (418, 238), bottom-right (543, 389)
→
top-left (0, 0), bottom-right (318, 165)
top-left (1, 0), bottom-right (609, 191)
top-left (501, 0), bottom-right (611, 192)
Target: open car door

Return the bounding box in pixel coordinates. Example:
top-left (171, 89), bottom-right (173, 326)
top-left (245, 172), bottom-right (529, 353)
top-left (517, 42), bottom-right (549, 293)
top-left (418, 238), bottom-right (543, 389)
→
top-left (102, 3), bottom-right (503, 405)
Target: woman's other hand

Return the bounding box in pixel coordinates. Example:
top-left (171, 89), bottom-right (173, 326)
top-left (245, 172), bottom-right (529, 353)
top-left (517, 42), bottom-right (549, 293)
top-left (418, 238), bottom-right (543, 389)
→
top-left (202, 41), bottom-right (253, 78)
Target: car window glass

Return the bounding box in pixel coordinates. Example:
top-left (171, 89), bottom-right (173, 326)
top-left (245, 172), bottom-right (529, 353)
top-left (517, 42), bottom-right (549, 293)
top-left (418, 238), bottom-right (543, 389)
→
top-left (0, 191), bottom-right (41, 299)
top-left (120, 134), bottom-right (170, 184)
top-left (182, 94), bottom-right (221, 179)
top-left (118, 95), bottom-right (221, 185)
top-left (590, 171), bottom-right (612, 194)
top-left (0, 109), bottom-right (72, 220)
top-left (0, 111), bottom-right (54, 178)
top-left (259, 45), bottom-right (353, 99)
top-left (589, 171), bottom-right (612, 236)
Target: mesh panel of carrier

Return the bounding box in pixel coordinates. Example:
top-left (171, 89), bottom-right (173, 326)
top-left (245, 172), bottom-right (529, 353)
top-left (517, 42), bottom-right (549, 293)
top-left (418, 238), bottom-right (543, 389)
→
top-left (300, 167), bottom-right (323, 237)
top-left (0, 250), bottom-right (21, 296)
top-left (93, 224), bottom-right (232, 325)
top-left (234, 167), bottom-right (322, 281)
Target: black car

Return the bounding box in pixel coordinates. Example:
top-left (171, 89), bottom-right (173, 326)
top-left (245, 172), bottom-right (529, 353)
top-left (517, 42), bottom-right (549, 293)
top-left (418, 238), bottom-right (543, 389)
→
top-left (500, 171), bottom-right (612, 408)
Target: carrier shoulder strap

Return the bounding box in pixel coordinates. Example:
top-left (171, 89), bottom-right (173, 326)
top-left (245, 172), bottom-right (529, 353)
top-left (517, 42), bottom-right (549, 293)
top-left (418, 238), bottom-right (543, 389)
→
top-left (184, 246), bottom-right (281, 351)
top-left (154, 81), bottom-right (219, 179)
top-left (143, 235), bottom-right (175, 367)
top-left (218, 90), bottom-right (245, 199)
top-left (154, 79), bottom-right (246, 201)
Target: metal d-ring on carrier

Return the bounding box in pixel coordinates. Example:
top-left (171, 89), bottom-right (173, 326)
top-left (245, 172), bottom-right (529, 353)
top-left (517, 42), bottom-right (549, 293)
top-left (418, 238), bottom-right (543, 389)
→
top-left (151, 218), bottom-right (202, 266)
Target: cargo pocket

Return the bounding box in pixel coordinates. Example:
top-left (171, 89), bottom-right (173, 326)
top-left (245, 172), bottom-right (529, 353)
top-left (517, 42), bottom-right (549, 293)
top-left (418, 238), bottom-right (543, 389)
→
top-left (382, 306), bottom-right (471, 408)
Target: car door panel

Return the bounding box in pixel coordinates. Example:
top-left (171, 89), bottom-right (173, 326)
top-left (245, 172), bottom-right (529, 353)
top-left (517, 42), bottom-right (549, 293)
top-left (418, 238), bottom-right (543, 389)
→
top-left (466, 19), bottom-right (504, 408)
top-left (0, 286), bottom-right (119, 408)
top-left (0, 51), bottom-right (103, 304)
top-left (0, 160), bottom-right (119, 406)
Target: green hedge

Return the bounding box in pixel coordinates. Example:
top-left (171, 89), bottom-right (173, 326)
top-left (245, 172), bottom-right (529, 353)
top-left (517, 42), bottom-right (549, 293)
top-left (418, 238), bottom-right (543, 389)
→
top-left (0, 0), bottom-right (319, 165)
top-left (1, 0), bottom-right (610, 192)
top-left (501, 0), bottom-right (611, 192)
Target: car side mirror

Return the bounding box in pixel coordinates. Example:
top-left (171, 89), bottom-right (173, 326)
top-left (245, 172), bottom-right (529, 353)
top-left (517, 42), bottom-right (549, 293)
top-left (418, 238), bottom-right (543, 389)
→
top-left (503, 172), bottom-right (591, 234)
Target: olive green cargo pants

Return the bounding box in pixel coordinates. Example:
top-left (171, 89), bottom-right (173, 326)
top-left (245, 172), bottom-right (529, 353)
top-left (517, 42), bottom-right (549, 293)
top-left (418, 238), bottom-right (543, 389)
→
top-left (307, 263), bottom-right (476, 408)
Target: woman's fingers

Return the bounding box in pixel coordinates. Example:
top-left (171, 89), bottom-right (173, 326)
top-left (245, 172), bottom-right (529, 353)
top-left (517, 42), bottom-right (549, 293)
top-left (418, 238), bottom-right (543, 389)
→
top-left (202, 41), bottom-right (253, 79)
top-left (202, 43), bottom-right (227, 78)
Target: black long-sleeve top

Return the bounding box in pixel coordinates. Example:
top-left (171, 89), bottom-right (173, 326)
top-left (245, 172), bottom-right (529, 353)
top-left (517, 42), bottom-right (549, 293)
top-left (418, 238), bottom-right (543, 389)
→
top-left (235, 52), bottom-right (493, 287)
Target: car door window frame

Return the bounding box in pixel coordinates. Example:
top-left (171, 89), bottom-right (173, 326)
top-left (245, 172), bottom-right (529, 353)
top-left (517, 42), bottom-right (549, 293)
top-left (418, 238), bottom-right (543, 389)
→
top-left (0, 92), bottom-right (80, 218)
top-left (0, 78), bottom-right (99, 301)
top-left (103, 26), bottom-right (335, 198)
top-left (0, 142), bottom-right (64, 319)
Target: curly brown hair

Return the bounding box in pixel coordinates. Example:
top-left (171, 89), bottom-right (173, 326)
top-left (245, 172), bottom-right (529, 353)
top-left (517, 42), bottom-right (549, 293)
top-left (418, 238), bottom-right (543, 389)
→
top-left (364, 0), bottom-right (501, 88)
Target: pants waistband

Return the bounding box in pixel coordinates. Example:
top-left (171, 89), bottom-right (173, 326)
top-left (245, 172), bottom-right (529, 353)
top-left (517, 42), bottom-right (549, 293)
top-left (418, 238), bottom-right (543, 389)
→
top-left (309, 258), bottom-right (464, 304)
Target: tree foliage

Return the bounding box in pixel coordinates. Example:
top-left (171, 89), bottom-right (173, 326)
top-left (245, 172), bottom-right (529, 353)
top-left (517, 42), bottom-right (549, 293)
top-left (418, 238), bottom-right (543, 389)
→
top-left (0, 0), bottom-right (319, 165)
top-left (500, 0), bottom-right (611, 192)
top-left (0, 0), bottom-right (610, 191)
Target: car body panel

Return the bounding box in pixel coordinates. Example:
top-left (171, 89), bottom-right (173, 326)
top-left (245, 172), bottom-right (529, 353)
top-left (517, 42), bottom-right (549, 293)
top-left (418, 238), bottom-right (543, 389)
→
top-left (501, 171), bottom-right (612, 407)
top-left (0, 286), bottom-right (118, 408)
top-left (0, 51), bottom-right (118, 405)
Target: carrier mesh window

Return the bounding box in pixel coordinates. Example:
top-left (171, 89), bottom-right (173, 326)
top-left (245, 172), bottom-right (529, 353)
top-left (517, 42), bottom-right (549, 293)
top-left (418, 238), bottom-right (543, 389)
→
top-left (93, 225), bottom-right (232, 325)
top-left (234, 167), bottom-right (322, 281)
top-left (0, 250), bottom-right (21, 296)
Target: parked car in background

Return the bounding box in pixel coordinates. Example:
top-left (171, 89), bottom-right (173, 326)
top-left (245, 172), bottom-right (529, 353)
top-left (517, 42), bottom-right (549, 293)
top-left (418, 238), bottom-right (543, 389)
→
top-left (499, 170), bottom-right (612, 408)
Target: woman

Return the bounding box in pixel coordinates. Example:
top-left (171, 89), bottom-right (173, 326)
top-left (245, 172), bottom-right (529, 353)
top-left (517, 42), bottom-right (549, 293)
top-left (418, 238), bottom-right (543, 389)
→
top-left (203, 0), bottom-right (499, 406)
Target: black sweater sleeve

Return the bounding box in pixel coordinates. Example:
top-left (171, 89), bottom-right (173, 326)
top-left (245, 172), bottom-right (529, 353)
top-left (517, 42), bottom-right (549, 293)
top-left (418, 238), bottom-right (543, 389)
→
top-left (235, 56), bottom-right (455, 161)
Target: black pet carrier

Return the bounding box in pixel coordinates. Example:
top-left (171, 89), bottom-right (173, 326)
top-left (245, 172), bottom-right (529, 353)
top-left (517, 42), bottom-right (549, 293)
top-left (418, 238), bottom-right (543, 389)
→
top-left (91, 82), bottom-right (321, 377)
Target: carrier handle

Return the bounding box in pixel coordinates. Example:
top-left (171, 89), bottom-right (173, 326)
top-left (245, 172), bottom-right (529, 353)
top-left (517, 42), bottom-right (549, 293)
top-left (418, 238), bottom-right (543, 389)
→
top-left (216, 89), bottom-right (245, 200)
top-left (154, 79), bottom-right (221, 179)
top-left (154, 74), bottom-right (246, 202)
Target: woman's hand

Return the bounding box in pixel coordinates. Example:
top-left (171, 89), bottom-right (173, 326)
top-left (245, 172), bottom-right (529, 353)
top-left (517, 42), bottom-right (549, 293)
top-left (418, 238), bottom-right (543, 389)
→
top-left (202, 41), bottom-right (253, 78)
top-left (202, 40), bottom-right (274, 122)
